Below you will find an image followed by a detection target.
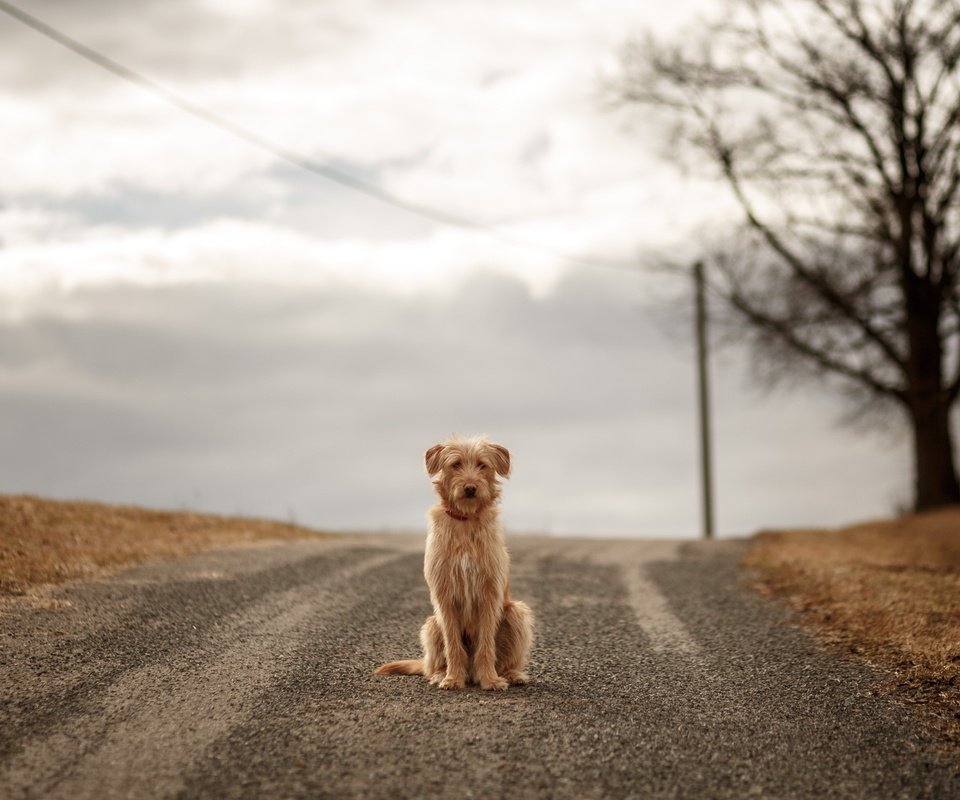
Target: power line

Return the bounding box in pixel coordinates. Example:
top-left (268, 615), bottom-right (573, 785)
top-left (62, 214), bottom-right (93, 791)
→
top-left (0, 0), bottom-right (646, 274)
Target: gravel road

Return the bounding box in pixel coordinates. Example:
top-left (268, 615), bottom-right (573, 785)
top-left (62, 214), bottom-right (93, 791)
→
top-left (1, 534), bottom-right (956, 799)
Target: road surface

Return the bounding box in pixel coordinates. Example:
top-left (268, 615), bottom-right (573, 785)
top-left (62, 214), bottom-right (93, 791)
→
top-left (1, 535), bottom-right (956, 799)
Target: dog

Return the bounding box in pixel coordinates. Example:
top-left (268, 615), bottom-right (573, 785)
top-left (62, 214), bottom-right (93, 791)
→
top-left (375, 435), bottom-right (534, 690)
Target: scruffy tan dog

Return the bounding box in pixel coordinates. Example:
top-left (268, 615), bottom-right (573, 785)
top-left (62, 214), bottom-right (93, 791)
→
top-left (375, 435), bottom-right (534, 690)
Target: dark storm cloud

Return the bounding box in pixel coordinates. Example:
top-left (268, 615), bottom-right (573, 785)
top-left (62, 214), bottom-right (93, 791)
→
top-left (0, 271), bottom-right (700, 534)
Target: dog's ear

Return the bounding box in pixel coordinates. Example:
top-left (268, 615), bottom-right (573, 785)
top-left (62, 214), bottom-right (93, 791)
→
top-left (425, 443), bottom-right (445, 476)
top-left (488, 443), bottom-right (511, 478)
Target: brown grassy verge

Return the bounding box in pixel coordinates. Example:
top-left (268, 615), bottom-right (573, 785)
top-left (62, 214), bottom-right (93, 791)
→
top-left (744, 507), bottom-right (960, 753)
top-left (0, 494), bottom-right (333, 595)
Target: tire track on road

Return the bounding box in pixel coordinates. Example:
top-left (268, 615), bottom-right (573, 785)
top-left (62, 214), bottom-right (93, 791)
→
top-left (504, 537), bottom-right (960, 799)
top-left (634, 544), bottom-right (958, 799)
top-left (0, 542), bottom-right (389, 780)
top-left (2, 549), bottom-right (407, 800)
top-left (176, 541), bottom-right (655, 799)
top-left (175, 548), bottom-right (437, 799)
top-left (4, 536), bottom-right (958, 799)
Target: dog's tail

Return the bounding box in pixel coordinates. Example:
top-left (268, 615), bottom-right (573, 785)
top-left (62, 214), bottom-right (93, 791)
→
top-left (374, 659), bottom-right (425, 676)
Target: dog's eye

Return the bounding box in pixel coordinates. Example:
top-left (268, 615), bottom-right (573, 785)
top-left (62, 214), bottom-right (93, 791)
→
top-left (452, 460), bottom-right (462, 470)
top-left (478, 463), bottom-right (488, 470)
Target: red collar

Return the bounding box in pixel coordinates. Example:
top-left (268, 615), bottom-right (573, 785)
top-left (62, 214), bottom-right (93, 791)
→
top-left (444, 507), bottom-right (471, 521)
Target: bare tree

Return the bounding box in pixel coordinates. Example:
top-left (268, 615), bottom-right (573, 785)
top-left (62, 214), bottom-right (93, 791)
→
top-left (618, 0), bottom-right (960, 510)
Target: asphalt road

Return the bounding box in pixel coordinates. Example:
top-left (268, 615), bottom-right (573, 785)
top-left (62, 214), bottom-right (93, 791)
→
top-left (1, 534), bottom-right (957, 799)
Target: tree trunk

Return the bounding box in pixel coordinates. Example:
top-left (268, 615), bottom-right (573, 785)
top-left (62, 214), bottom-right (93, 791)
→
top-left (901, 268), bottom-right (960, 510)
top-left (908, 397), bottom-right (960, 510)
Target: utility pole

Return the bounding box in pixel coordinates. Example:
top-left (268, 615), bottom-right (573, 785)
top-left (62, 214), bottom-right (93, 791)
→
top-left (694, 261), bottom-right (715, 539)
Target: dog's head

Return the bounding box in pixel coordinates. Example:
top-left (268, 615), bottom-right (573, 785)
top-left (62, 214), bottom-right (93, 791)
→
top-left (425, 435), bottom-right (511, 515)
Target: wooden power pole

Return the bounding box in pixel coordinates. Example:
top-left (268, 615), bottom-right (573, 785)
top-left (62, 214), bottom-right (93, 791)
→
top-left (694, 261), bottom-right (715, 539)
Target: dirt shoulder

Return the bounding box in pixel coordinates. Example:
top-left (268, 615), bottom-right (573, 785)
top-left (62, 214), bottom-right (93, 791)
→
top-left (744, 507), bottom-right (960, 753)
top-left (0, 494), bottom-right (332, 596)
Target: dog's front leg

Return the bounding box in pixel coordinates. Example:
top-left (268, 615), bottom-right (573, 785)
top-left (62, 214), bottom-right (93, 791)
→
top-left (474, 608), bottom-right (508, 691)
top-left (436, 609), bottom-right (468, 690)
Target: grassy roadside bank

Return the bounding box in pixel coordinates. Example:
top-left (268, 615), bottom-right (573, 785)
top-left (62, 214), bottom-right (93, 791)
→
top-left (0, 494), bottom-right (332, 596)
top-left (744, 508), bottom-right (960, 753)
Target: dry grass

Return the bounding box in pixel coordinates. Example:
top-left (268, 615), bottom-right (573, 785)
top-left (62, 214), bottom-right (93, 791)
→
top-left (745, 507), bottom-right (960, 752)
top-left (0, 494), bottom-right (332, 595)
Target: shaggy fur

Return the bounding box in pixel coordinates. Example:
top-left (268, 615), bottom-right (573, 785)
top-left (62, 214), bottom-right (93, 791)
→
top-left (375, 435), bottom-right (534, 690)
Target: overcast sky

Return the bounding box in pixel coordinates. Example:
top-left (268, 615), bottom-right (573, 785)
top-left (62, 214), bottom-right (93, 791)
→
top-left (0, 0), bottom-right (910, 536)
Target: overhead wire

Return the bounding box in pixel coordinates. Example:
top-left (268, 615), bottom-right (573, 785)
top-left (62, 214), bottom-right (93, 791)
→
top-left (0, 0), bottom-right (649, 274)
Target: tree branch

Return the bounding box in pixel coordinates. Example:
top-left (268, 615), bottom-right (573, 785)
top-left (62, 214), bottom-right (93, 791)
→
top-left (715, 135), bottom-right (908, 371)
top-left (726, 285), bottom-right (903, 400)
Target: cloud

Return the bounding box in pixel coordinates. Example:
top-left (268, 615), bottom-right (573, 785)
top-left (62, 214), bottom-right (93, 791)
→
top-left (0, 271), bottom-right (907, 535)
top-left (0, 0), bottom-right (730, 254)
top-left (0, 1), bottom-right (910, 536)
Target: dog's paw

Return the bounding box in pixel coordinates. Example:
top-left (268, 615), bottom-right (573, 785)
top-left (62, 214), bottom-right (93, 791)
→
top-left (504, 671), bottom-right (529, 685)
top-left (481, 675), bottom-right (509, 691)
top-left (438, 676), bottom-right (465, 690)
top-left (428, 672), bottom-right (445, 686)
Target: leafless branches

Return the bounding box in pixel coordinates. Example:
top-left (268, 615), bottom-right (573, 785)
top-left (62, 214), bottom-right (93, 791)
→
top-left (617, 0), bottom-right (960, 507)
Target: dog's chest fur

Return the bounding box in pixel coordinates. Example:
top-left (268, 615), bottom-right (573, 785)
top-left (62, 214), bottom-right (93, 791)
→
top-left (424, 514), bottom-right (507, 622)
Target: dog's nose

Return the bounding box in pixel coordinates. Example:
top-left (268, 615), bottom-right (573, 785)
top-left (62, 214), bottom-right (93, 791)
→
top-left (464, 485), bottom-right (477, 498)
